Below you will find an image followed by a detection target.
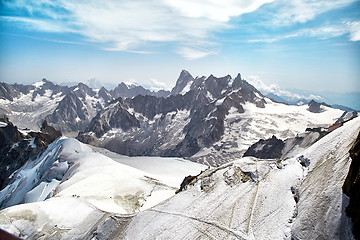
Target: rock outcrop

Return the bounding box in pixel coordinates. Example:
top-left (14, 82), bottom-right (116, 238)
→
top-left (343, 130), bottom-right (360, 239)
top-left (307, 99), bottom-right (330, 113)
top-left (77, 72), bottom-right (267, 160)
top-left (243, 135), bottom-right (285, 159)
top-left (0, 117), bottom-right (62, 190)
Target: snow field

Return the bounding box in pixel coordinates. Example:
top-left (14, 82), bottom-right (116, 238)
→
top-left (119, 117), bottom-right (359, 240)
top-left (0, 137), bottom-right (207, 238)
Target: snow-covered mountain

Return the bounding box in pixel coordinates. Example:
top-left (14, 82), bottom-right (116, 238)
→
top-left (77, 71), bottom-right (345, 166)
top-left (111, 82), bottom-right (170, 99)
top-left (0, 79), bottom-right (70, 131)
top-left (44, 83), bottom-right (113, 134)
top-left (0, 106), bottom-right (358, 239)
top-left (0, 116), bottom-right (61, 191)
top-left (0, 70), bottom-right (359, 239)
top-left (0, 79), bottom-right (169, 135)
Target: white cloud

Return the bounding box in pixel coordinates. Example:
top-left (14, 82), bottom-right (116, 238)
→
top-left (246, 75), bottom-right (322, 101)
top-left (3, 0), bottom-right (358, 58)
top-left (272, 0), bottom-right (356, 26)
top-left (2, 0), bottom-right (272, 59)
top-left (249, 24), bottom-right (359, 43)
top-left (148, 78), bottom-right (170, 91)
top-left (163, 0), bottom-right (274, 22)
top-left (0, 16), bottom-right (74, 33)
top-left (346, 21), bottom-right (360, 41)
top-left (176, 47), bottom-right (216, 60)
top-left (248, 37), bottom-right (279, 43)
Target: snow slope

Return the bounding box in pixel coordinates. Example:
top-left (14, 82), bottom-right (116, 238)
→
top-left (191, 98), bottom-right (344, 165)
top-left (0, 87), bottom-right (64, 131)
top-left (291, 117), bottom-right (360, 239)
top-left (0, 138), bottom-right (206, 238)
top-left (95, 117), bottom-right (359, 240)
top-left (0, 117), bottom-right (358, 239)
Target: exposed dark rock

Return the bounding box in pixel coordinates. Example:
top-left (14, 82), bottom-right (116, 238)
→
top-left (111, 82), bottom-right (169, 99)
top-left (45, 91), bottom-right (89, 132)
top-left (77, 71), bottom-right (268, 160)
top-left (128, 95), bottom-right (182, 120)
top-left (307, 100), bottom-right (330, 113)
top-left (98, 87), bottom-right (113, 104)
top-left (0, 116), bottom-right (62, 190)
top-left (170, 70), bottom-right (194, 95)
top-left (78, 99), bottom-right (140, 139)
top-left (243, 135), bottom-right (285, 159)
top-left (343, 130), bottom-right (360, 239)
top-left (335, 111), bottom-right (358, 124)
top-left (176, 174), bottom-right (198, 193)
top-left (31, 79), bottom-right (70, 101)
top-left (298, 155), bottom-right (311, 167)
top-left (204, 74), bottom-right (231, 99)
top-left (0, 82), bottom-right (34, 101)
top-left (40, 120), bottom-right (62, 142)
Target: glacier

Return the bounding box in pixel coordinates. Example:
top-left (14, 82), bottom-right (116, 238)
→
top-left (0, 113), bottom-right (358, 239)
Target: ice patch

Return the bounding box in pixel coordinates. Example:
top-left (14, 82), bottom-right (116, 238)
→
top-left (180, 80), bottom-right (193, 95)
top-left (215, 97), bottom-right (226, 106)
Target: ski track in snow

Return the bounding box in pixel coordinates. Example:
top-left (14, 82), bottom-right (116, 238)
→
top-left (118, 117), bottom-right (359, 240)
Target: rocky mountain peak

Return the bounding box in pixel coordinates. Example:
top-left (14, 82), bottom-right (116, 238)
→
top-left (75, 82), bottom-right (96, 98)
top-left (170, 69), bottom-right (194, 95)
top-left (0, 117), bottom-right (62, 190)
top-left (308, 100), bottom-right (330, 113)
top-left (98, 87), bottom-right (113, 103)
top-left (111, 82), bottom-right (169, 99)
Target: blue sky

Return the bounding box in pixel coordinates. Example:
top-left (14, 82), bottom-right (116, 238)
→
top-left (0, 0), bottom-right (359, 108)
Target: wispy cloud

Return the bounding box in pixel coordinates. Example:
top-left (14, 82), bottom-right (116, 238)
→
top-left (176, 47), bottom-right (216, 60)
top-left (1, 16), bottom-right (74, 33)
top-left (148, 78), bottom-right (170, 91)
top-left (248, 24), bottom-right (359, 43)
top-left (246, 75), bottom-right (323, 101)
top-left (163, 0), bottom-right (274, 22)
top-left (346, 21), bottom-right (360, 41)
top-left (1, 0), bottom-right (358, 59)
top-left (1, 0), bottom-right (272, 59)
top-left (271, 0), bottom-right (356, 26)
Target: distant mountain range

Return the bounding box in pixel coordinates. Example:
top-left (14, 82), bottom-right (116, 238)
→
top-left (264, 92), bottom-right (357, 112)
top-left (1, 69), bottom-right (356, 166)
top-left (1, 70), bottom-right (360, 239)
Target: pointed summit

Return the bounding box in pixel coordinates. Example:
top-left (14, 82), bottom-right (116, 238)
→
top-left (171, 70), bottom-right (194, 95)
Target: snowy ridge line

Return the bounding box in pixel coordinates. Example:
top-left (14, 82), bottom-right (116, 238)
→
top-left (0, 136), bottom-right (67, 209)
top-left (114, 118), bottom-right (359, 239)
top-left (290, 116), bottom-right (360, 239)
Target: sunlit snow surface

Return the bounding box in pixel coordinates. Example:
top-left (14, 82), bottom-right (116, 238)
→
top-left (0, 138), bottom-right (206, 239)
top-left (192, 98), bottom-right (344, 166)
top-left (113, 117), bottom-right (359, 240)
top-left (0, 117), bottom-right (358, 239)
top-left (0, 87), bottom-right (64, 131)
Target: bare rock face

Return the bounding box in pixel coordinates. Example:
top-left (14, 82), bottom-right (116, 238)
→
top-left (77, 71), bottom-right (267, 160)
top-left (45, 91), bottom-right (89, 132)
top-left (170, 69), bottom-right (194, 95)
top-left (0, 82), bottom-right (31, 101)
top-left (307, 100), bottom-right (330, 113)
top-left (83, 99), bottom-right (140, 139)
top-left (0, 117), bottom-right (62, 190)
top-left (343, 130), bottom-right (360, 239)
top-left (111, 82), bottom-right (170, 99)
top-left (335, 111), bottom-right (358, 124)
top-left (243, 135), bottom-right (285, 159)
